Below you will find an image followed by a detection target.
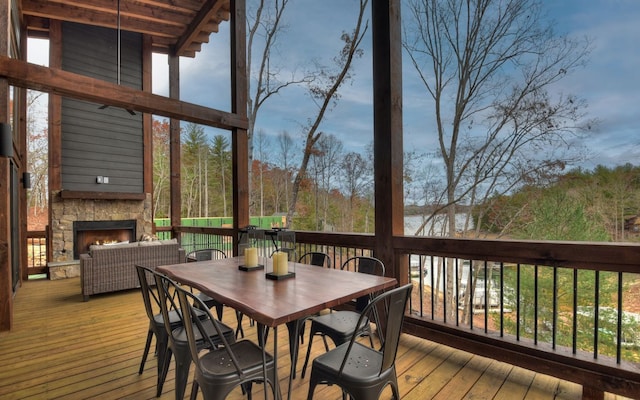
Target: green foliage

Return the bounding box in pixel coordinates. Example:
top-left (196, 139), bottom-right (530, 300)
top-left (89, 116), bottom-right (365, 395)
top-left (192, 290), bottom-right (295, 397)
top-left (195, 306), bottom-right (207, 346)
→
top-left (478, 165), bottom-right (640, 242)
top-left (151, 119), bottom-right (374, 232)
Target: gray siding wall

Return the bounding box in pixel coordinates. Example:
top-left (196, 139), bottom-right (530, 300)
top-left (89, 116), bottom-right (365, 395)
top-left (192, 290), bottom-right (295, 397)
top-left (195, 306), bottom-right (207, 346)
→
top-left (61, 22), bottom-right (143, 193)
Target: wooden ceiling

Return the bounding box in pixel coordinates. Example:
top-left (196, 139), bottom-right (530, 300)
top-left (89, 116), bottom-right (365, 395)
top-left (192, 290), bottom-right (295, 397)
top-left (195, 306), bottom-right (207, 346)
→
top-left (20, 0), bottom-right (231, 57)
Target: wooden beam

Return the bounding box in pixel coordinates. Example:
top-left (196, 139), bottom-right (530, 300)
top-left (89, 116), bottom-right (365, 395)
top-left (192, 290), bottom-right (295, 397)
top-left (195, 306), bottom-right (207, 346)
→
top-left (0, 57), bottom-right (248, 130)
top-left (59, 190), bottom-right (146, 200)
top-left (21, 0), bottom-right (193, 38)
top-left (173, 0), bottom-right (226, 56)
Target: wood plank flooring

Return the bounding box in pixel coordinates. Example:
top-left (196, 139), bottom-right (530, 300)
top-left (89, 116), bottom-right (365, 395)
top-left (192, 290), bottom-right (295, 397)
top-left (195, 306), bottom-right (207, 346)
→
top-left (0, 277), bottom-right (631, 399)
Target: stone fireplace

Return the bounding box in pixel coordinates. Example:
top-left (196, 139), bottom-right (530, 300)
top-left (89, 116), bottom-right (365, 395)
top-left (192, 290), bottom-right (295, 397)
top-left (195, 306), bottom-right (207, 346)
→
top-left (48, 190), bottom-right (154, 279)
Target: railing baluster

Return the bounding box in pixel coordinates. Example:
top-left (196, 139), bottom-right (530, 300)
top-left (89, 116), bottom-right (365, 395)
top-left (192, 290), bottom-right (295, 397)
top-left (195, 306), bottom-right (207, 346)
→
top-left (594, 270), bottom-right (600, 359)
top-left (500, 261), bottom-right (504, 337)
top-left (552, 266), bottom-right (558, 350)
top-left (617, 272), bottom-right (623, 364)
top-left (517, 263), bottom-right (521, 341)
top-left (534, 264), bottom-right (539, 345)
top-left (484, 260), bottom-right (488, 334)
top-left (573, 268), bottom-right (578, 354)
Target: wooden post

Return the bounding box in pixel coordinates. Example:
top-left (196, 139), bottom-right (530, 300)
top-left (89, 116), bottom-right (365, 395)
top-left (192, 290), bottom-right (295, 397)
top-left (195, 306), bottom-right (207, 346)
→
top-left (0, 0), bottom-right (11, 331)
top-left (168, 54), bottom-right (181, 237)
top-left (231, 0), bottom-right (249, 255)
top-left (372, 0), bottom-right (405, 282)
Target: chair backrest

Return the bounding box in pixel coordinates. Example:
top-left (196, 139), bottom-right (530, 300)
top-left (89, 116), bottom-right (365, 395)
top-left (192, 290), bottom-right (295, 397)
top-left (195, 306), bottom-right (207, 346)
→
top-left (298, 251), bottom-right (332, 268)
top-left (135, 265), bottom-right (161, 322)
top-left (175, 284), bottom-right (243, 376)
top-left (153, 272), bottom-right (183, 342)
top-left (186, 248), bottom-right (227, 262)
top-left (340, 283), bottom-right (413, 375)
top-left (341, 256), bottom-right (385, 311)
top-left (340, 256), bottom-right (385, 276)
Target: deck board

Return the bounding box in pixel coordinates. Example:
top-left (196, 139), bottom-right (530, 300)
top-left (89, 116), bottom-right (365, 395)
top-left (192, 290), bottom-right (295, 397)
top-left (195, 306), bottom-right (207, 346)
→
top-left (0, 277), bottom-right (628, 399)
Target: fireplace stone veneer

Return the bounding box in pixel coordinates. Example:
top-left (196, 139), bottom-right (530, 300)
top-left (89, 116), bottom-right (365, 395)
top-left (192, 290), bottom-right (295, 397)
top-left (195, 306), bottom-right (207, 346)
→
top-left (48, 191), bottom-right (154, 278)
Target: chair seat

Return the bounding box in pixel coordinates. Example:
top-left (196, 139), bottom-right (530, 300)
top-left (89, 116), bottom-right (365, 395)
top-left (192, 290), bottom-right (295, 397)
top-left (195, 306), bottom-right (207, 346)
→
top-left (171, 318), bottom-right (235, 345)
top-left (312, 341), bottom-right (385, 381)
top-left (200, 340), bottom-right (274, 376)
top-left (310, 311), bottom-right (370, 344)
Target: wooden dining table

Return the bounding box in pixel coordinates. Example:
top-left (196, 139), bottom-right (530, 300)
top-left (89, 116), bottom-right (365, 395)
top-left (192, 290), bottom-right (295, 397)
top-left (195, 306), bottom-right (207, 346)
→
top-left (156, 256), bottom-right (397, 400)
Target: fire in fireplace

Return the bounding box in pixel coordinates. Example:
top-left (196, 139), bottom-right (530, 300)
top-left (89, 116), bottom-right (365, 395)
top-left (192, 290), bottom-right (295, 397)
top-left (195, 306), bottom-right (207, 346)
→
top-left (73, 220), bottom-right (137, 259)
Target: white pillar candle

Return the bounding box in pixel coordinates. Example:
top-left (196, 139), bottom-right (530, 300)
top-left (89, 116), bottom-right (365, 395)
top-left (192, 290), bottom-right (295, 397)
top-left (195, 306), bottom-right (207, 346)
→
top-left (273, 251), bottom-right (288, 275)
top-left (245, 247), bottom-right (258, 267)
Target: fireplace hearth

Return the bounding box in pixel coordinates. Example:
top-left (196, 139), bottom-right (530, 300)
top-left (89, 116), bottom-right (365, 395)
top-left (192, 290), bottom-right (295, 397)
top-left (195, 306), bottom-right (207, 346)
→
top-left (73, 220), bottom-right (137, 259)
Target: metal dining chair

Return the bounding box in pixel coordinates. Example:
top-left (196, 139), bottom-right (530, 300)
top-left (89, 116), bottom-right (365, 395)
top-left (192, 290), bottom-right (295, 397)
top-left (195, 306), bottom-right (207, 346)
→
top-left (186, 248), bottom-right (245, 338)
top-left (175, 281), bottom-right (282, 400)
top-left (306, 283), bottom-right (412, 400)
top-left (135, 264), bottom-right (187, 395)
top-left (301, 256), bottom-right (385, 378)
top-left (153, 269), bottom-right (236, 400)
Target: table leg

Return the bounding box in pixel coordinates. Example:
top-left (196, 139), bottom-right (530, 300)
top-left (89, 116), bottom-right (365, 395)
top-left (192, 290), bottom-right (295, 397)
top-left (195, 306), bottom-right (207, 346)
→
top-left (286, 320), bottom-right (303, 400)
top-left (258, 323), bottom-right (281, 400)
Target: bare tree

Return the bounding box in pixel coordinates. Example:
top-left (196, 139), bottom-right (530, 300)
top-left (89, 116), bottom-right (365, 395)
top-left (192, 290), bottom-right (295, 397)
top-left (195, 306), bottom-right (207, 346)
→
top-left (276, 130), bottom-right (296, 217)
top-left (152, 119), bottom-right (171, 217)
top-left (247, 0), bottom-right (314, 185)
top-left (26, 90), bottom-right (48, 215)
top-left (340, 151), bottom-right (371, 232)
top-left (403, 0), bottom-right (592, 320)
top-left (310, 134), bottom-right (344, 231)
top-left (253, 129), bottom-right (270, 217)
top-left (210, 135), bottom-right (231, 217)
top-left (287, 0), bottom-right (369, 227)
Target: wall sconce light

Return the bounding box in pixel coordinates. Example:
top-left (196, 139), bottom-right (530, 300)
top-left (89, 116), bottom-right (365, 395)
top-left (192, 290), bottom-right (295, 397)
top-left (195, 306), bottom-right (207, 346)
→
top-left (22, 172), bottom-right (31, 189)
top-left (0, 123), bottom-right (13, 158)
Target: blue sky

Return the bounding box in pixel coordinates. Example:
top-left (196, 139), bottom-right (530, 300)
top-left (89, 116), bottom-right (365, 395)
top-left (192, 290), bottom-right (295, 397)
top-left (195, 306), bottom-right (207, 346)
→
top-left (29, 0), bottom-right (640, 171)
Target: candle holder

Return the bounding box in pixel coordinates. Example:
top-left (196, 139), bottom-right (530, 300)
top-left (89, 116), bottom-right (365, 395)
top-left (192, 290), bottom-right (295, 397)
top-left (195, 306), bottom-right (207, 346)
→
top-left (266, 250), bottom-right (295, 280)
top-left (238, 226), bottom-right (264, 271)
top-left (239, 246), bottom-right (264, 271)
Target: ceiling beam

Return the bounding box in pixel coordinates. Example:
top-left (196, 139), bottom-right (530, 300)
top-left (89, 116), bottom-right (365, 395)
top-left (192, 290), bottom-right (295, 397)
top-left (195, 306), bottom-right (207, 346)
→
top-left (0, 57), bottom-right (248, 130)
top-left (173, 0), bottom-right (227, 56)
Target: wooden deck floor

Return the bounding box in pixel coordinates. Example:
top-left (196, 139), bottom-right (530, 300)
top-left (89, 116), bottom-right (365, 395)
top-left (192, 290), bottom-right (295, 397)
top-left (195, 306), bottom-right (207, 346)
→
top-left (0, 277), bottom-right (629, 400)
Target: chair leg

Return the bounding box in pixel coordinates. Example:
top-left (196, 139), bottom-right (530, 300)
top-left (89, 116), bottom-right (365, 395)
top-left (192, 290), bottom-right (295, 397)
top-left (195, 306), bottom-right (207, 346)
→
top-left (189, 381), bottom-right (198, 400)
top-left (321, 334), bottom-right (330, 352)
top-left (139, 330), bottom-right (153, 374)
top-left (174, 347), bottom-right (193, 400)
top-left (157, 348), bottom-right (172, 397)
top-left (235, 310), bottom-right (245, 339)
top-left (301, 330), bottom-right (316, 379)
top-left (306, 372), bottom-right (318, 400)
top-left (215, 303), bottom-right (224, 320)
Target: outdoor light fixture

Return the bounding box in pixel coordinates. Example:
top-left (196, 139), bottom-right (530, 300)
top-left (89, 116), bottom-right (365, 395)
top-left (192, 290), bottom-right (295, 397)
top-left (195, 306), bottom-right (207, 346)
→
top-left (22, 172), bottom-right (32, 189)
top-left (0, 123), bottom-right (13, 158)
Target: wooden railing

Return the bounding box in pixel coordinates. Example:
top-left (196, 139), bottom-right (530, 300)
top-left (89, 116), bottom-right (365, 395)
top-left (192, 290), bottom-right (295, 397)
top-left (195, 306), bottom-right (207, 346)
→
top-left (27, 225), bottom-right (640, 398)
top-left (174, 227), bottom-right (640, 399)
top-left (26, 230), bottom-right (48, 277)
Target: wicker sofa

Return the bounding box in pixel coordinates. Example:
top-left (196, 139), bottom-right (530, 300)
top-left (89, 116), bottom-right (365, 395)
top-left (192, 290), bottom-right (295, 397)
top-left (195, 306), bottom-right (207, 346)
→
top-left (79, 239), bottom-right (185, 301)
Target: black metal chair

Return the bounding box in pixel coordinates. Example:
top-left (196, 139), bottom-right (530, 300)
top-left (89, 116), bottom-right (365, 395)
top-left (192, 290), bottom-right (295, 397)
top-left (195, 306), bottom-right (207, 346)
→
top-left (306, 283), bottom-right (413, 400)
top-left (301, 256), bottom-right (385, 378)
top-left (298, 251), bottom-right (332, 269)
top-left (175, 282), bottom-right (282, 400)
top-left (153, 270), bottom-right (236, 400)
top-left (186, 248), bottom-right (245, 338)
top-left (135, 264), bottom-right (189, 395)
top-left (285, 251), bottom-right (333, 378)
